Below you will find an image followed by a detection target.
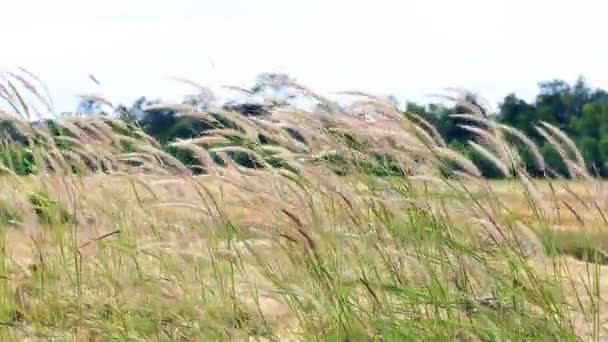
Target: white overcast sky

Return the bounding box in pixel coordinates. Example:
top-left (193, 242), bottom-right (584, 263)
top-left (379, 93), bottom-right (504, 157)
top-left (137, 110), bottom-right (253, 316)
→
top-left (1, 0), bottom-right (607, 112)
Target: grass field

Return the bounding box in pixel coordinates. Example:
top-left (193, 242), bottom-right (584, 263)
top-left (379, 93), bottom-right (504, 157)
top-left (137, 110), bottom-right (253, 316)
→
top-left (0, 173), bottom-right (603, 340)
top-left (0, 74), bottom-right (605, 340)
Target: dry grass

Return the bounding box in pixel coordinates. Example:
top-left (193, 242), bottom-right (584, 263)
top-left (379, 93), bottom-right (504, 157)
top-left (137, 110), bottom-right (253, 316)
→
top-left (0, 69), bottom-right (604, 340)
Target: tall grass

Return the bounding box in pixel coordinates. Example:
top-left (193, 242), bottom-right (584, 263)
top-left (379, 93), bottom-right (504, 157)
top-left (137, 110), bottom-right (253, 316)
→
top-left (0, 69), bottom-right (601, 340)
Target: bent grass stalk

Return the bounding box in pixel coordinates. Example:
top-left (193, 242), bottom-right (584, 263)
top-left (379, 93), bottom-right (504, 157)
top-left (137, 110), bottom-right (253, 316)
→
top-left (0, 70), bottom-right (599, 340)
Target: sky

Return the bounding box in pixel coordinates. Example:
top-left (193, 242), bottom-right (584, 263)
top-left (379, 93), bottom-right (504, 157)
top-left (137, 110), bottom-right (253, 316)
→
top-left (1, 0), bottom-right (607, 113)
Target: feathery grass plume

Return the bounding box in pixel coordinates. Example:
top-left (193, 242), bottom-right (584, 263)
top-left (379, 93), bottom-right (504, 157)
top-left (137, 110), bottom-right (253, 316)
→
top-left (330, 115), bottom-right (426, 152)
top-left (458, 124), bottom-right (512, 164)
top-left (215, 151), bottom-right (242, 172)
top-left (117, 161), bottom-right (169, 175)
top-left (457, 123), bottom-right (497, 143)
top-left (66, 121), bottom-right (116, 151)
top-left (103, 117), bottom-right (132, 131)
top-left (145, 102), bottom-right (196, 113)
top-left (540, 121), bottom-right (586, 171)
top-left (174, 111), bottom-right (223, 129)
top-left (109, 120), bottom-right (163, 147)
top-left (244, 117), bottom-right (286, 137)
top-left (0, 69), bottom-right (596, 340)
top-left (0, 163), bottom-right (21, 181)
top-left (53, 135), bottom-right (94, 151)
top-left (7, 71), bottom-right (54, 115)
top-left (188, 136), bottom-right (231, 146)
top-left (411, 123), bottom-right (440, 148)
top-left (433, 146), bottom-right (482, 178)
top-left (169, 139), bottom-right (218, 175)
top-left (345, 99), bottom-right (403, 121)
top-left (259, 145), bottom-right (299, 159)
top-left (448, 113), bottom-right (492, 127)
top-left (85, 119), bottom-right (122, 145)
top-left (470, 217), bottom-right (507, 249)
top-left (7, 80), bottom-right (31, 119)
top-left (66, 148), bottom-right (102, 173)
top-left (203, 128), bottom-right (249, 140)
top-left (214, 110), bottom-right (265, 140)
top-left (274, 123), bottom-right (312, 144)
top-left (117, 135), bottom-right (161, 154)
top-left (65, 146), bottom-right (104, 174)
top-left (57, 119), bottom-right (86, 139)
top-left (63, 149), bottom-right (104, 173)
top-left (534, 126), bottom-right (577, 179)
top-left (406, 112), bottom-right (446, 147)
top-left (135, 144), bottom-right (192, 176)
top-left (468, 141), bottom-right (511, 177)
top-left (17, 67), bottom-right (56, 111)
top-left (210, 146), bottom-right (272, 169)
top-left (115, 152), bottom-right (164, 173)
top-left (497, 124), bottom-right (546, 172)
top-left (271, 123), bottom-right (324, 153)
top-left (116, 152), bottom-right (158, 163)
top-left (0, 84), bottom-right (24, 117)
top-left (66, 122), bottom-right (120, 154)
top-left (434, 88), bottom-right (488, 117)
top-left (64, 142), bottom-right (110, 169)
top-left (39, 146), bottom-right (70, 175)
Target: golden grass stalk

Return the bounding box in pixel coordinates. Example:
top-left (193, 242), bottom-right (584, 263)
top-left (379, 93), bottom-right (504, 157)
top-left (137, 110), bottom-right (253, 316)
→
top-left (7, 71), bottom-right (54, 116)
top-left (535, 126), bottom-right (577, 178)
top-left (449, 113), bottom-right (492, 126)
top-left (210, 146), bottom-right (272, 170)
top-left (433, 147), bottom-right (482, 178)
top-left (540, 121), bottom-right (586, 171)
top-left (458, 124), bottom-right (512, 164)
top-left (169, 139), bottom-right (218, 175)
top-left (468, 141), bottom-right (511, 177)
top-left (407, 112), bottom-right (447, 147)
top-left (497, 124), bottom-right (546, 172)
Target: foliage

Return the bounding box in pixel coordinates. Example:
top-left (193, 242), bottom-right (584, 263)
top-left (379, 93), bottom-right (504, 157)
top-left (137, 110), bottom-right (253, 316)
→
top-left (408, 76), bottom-right (608, 178)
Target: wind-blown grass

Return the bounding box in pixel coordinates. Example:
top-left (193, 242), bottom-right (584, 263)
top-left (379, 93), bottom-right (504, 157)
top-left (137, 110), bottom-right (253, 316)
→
top-left (0, 69), bottom-right (602, 340)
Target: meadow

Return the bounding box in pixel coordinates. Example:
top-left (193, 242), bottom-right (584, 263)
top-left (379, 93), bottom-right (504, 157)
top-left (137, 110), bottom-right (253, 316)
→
top-left (0, 71), bottom-right (604, 340)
